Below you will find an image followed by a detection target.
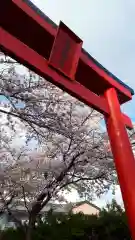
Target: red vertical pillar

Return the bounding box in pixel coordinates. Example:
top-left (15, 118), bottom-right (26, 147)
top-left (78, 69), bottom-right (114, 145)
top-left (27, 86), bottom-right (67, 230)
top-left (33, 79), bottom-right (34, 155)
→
top-left (105, 88), bottom-right (135, 239)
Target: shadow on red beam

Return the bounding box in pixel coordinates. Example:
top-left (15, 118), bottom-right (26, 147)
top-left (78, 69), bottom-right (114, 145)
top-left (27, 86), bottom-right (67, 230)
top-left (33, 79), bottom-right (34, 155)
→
top-left (0, 0), bottom-right (133, 104)
top-left (0, 27), bottom-right (132, 130)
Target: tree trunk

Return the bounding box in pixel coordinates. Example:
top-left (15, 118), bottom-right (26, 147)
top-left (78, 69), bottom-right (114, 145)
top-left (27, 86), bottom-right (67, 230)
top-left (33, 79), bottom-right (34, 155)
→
top-left (26, 216), bottom-right (35, 240)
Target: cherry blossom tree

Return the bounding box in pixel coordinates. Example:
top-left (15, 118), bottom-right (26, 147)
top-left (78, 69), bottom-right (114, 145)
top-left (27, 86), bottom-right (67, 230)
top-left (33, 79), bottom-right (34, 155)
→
top-left (0, 54), bottom-right (116, 239)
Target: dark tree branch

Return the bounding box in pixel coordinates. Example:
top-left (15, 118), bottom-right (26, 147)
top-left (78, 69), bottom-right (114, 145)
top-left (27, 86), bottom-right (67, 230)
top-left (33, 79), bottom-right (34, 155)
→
top-left (22, 186), bottom-right (30, 214)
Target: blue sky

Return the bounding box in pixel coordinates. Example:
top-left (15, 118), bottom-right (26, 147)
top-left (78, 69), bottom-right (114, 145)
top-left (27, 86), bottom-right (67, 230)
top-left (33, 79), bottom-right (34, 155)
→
top-left (31, 0), bottom-right (135, 122)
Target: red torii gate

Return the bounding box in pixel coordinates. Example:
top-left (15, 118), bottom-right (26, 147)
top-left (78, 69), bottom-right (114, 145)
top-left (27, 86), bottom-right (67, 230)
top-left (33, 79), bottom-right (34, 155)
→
top-left (0, 0), bottom-right (135, 238)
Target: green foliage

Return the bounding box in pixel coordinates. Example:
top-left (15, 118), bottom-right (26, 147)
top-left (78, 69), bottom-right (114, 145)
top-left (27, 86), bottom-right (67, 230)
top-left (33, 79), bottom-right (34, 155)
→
top-left (0, 228), bottom-right (25, 240)
top-left (0, 201), bottom-right (131, 240)
top-left (97, 200), bottom-right (130, 240)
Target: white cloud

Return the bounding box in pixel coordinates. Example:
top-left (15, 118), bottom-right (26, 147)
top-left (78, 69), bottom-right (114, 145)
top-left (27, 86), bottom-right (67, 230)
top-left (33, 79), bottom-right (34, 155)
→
top-left (94, 185), bottom-right (123, 208)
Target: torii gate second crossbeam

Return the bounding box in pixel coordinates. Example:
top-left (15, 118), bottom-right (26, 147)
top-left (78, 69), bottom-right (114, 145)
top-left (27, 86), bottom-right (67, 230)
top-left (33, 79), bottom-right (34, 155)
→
top-left (0, 0), bottom-right (135, 238)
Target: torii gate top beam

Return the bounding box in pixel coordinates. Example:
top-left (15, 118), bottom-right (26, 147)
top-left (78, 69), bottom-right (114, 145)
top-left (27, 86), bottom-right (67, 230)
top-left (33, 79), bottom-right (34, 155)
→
top-left (24, 0), bottom-right (134, 101)
top-left (0, 0), bottom-right (134, 104)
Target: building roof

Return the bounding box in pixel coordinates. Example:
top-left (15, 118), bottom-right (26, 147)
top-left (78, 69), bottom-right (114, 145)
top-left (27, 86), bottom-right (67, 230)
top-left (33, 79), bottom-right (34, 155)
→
top-left (72, 201), bottom-right (101, 211)
top-left (24, 0), bottom-right (134, 96)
